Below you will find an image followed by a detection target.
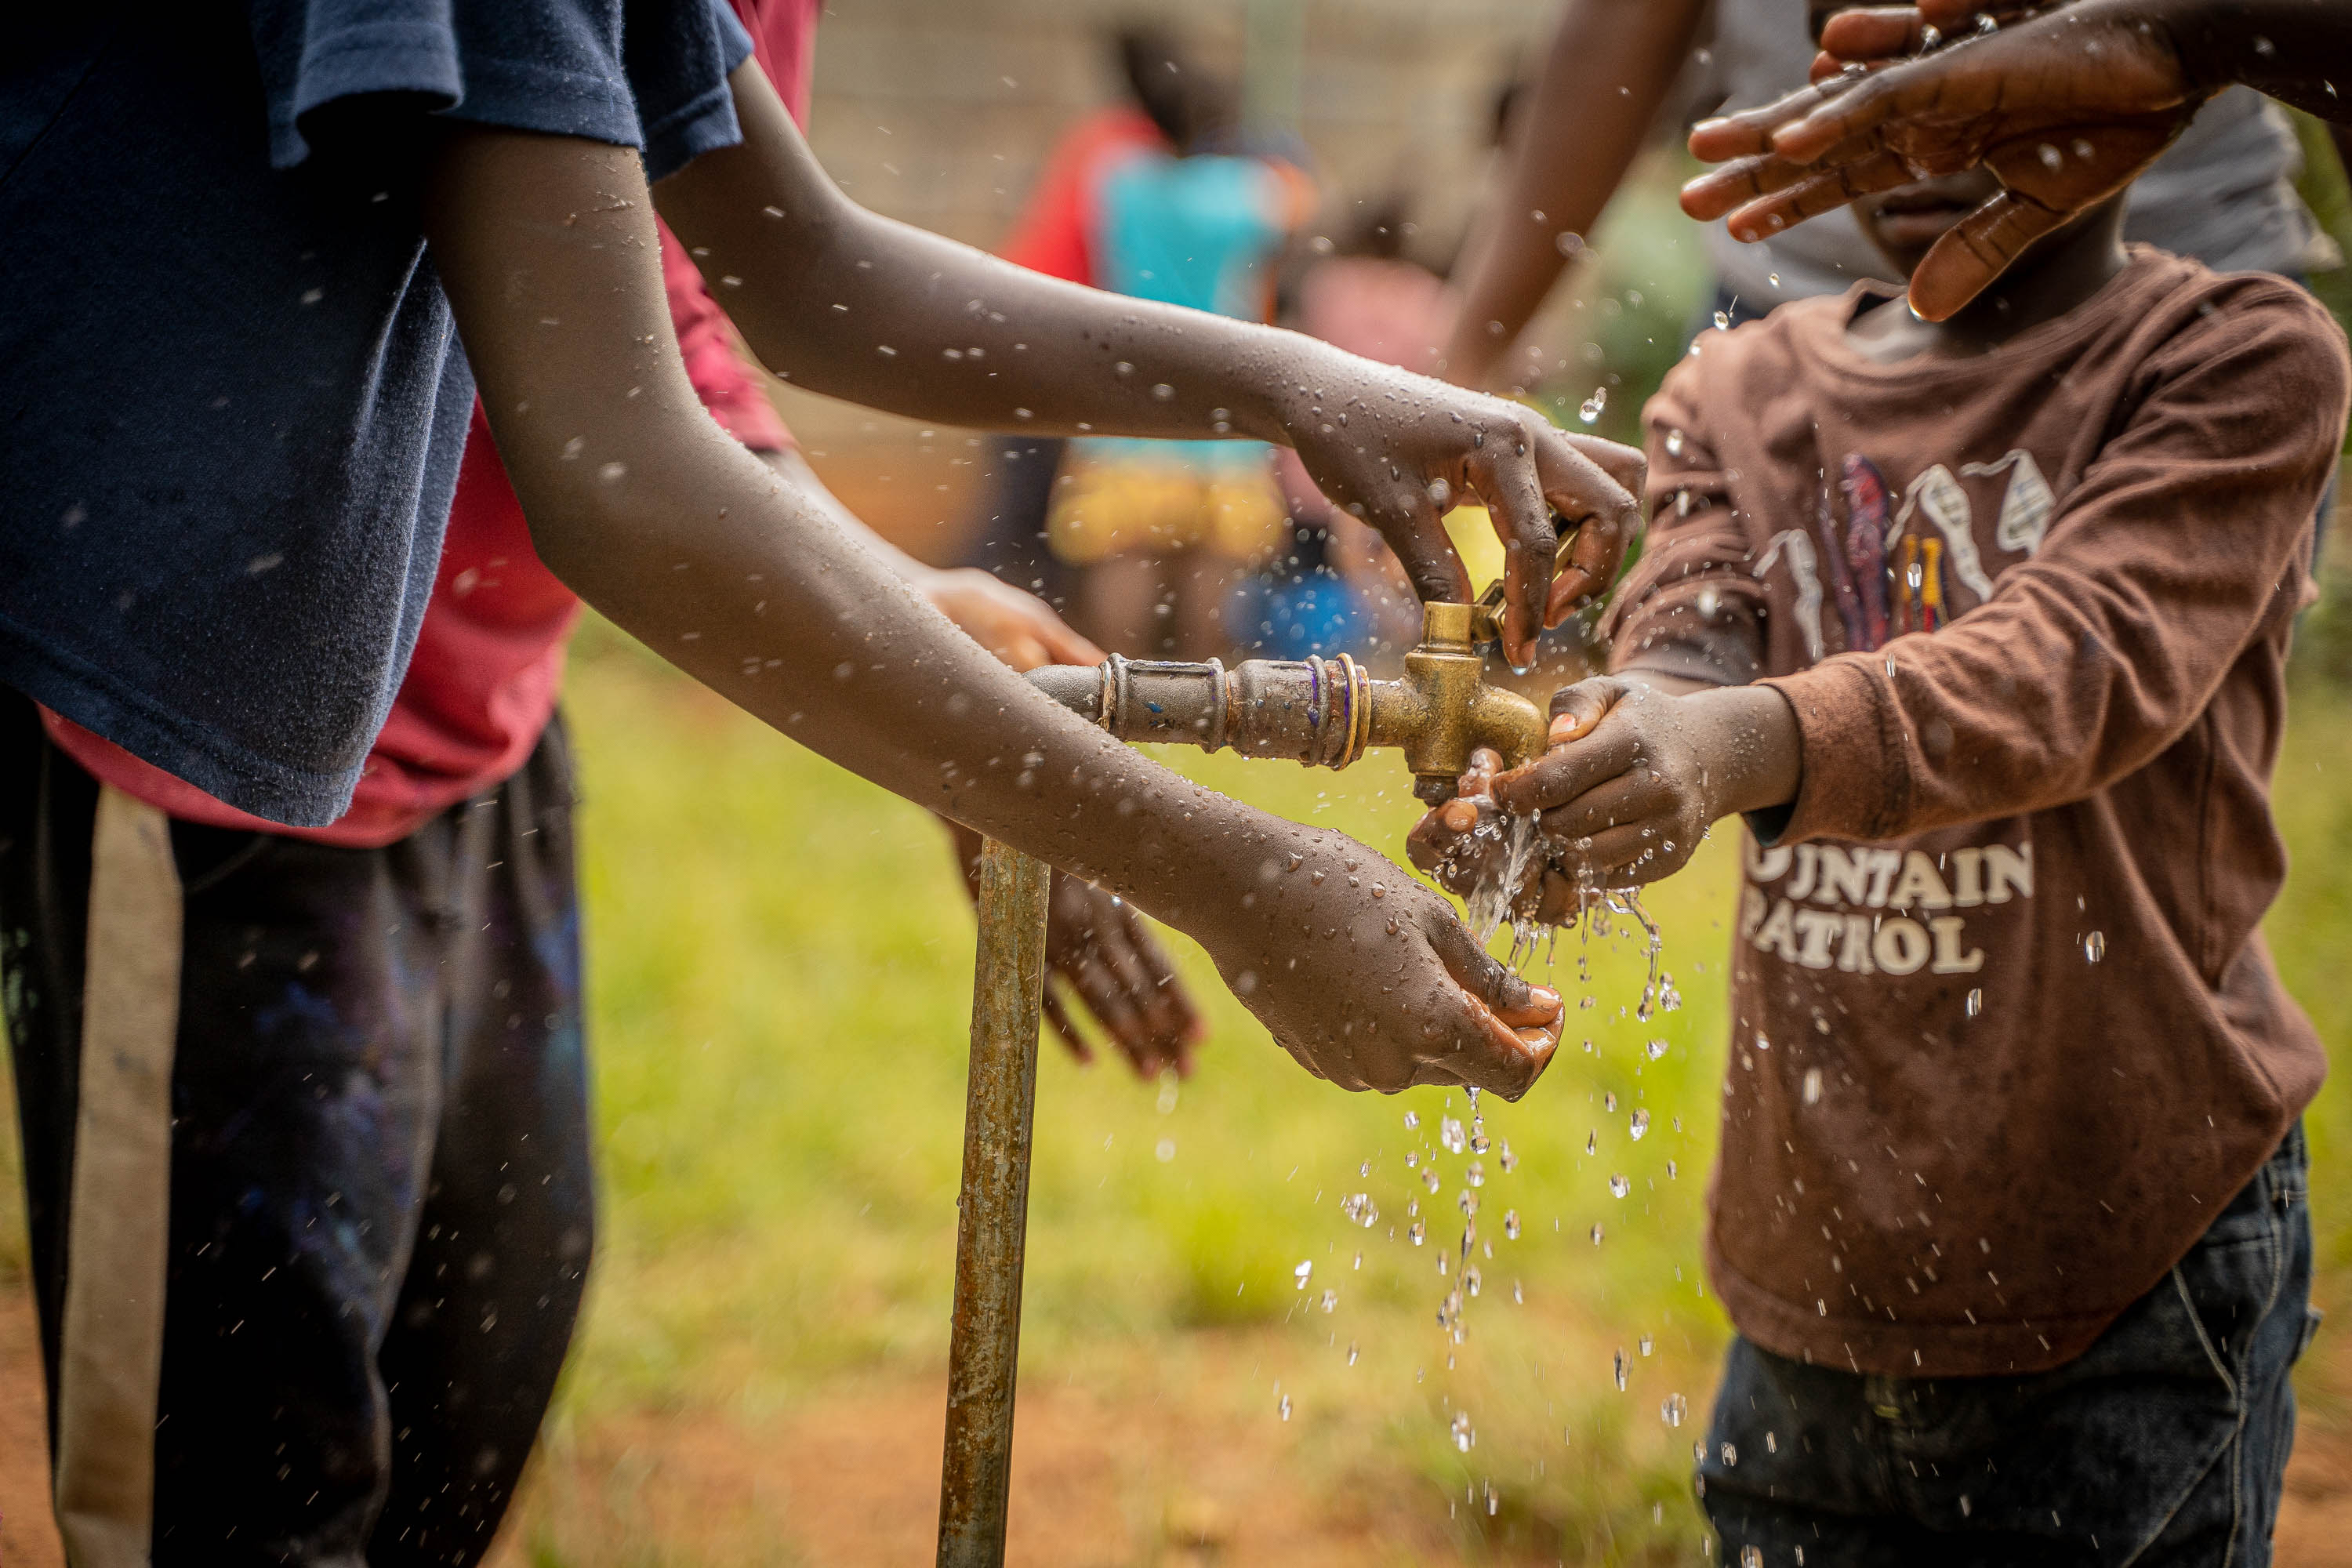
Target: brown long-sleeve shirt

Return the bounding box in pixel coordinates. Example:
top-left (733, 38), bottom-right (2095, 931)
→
top-left (1610, 250), bottom-right (2347, 1376)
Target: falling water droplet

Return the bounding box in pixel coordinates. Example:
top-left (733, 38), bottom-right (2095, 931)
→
top-left (1320, 1288), bottom-right (1338, 1313)
top-left (1609, 1174), bottom-right (1631, 1199)
top-left (1578, 387), bottom-right (1607, 424)
top-left (1512, 1279), bottom-right (1523, 1304)
top-left (1802, 1068), bottom-right (1824, 1105)
top-left (1740, 1548), bottom-right (1762, 1568)
top-left (1294, 1260), bottom-right (1313, 1289)
top-left (1629, 1109), bottom-right (1650, 1141)
top-left (1403, 1110), bottom-right (1420, 1131)
top-left (1646, 1038), bottom-right (1669, 1061)
top-left (1346, 1341), bottom-right (1360, 1366)
top-left (1591, 1222), bottom-right (1605, 1245)
top-left (1965, 988), bottom-right (1983, 1018)
top-left (1602, 1091), bottom-right (1617, 1112)
top-left (1661, 1393), bottom-right (1686, 1427)
top-left (1279, 1394), bottom-right (1292, 1421)
top-left (1722, 1443), bottom-right (1739, 1466)
top-left (1410, 1221), bottom-right (1427, 1246)
top-left (1441, 1117), bottom-right (1467, 1154)
top-left (1585, 1131), bottom-right (1598, 1156)
top-left (1423, 1167), bottom-right (1441, 1194)
top-left (1639, 1333), bottom-right (1653, 1356)
top-left (1711, 310), bottom-right (1731, 332)
top-left (1504, 1209), bottom-right (1521, 1240)
top-left (1466, 1161), bottom-right (1486, 1189)
top-left (1450, 1410), bottom-right (1475, 1451)
top-left (1498, 1142), bottom-right (1517, 1173)
top-left (1613, 1349), bottom-right (1628, 1390)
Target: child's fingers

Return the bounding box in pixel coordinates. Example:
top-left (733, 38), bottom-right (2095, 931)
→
top-left (1491, 721), bottom-right (1640, 821)
top-left (1816, 7), bottom-right (1935, 66)
top-left (1907, 187), bottom-right (2070, 321)
top-left (1042, 984), bottom-right (1096, 1067)
top-left (1545, 676), bottom-right (1632, 749)
top-left (1535, 769), bottom-right (1671, 851)
top-left (1722, 147), bottom-right (1922, 244)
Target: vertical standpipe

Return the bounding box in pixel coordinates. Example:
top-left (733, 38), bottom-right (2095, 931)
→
top-left (936, 839), bottom-right (1051, 1568)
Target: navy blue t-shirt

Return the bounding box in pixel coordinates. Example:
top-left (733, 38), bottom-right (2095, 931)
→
top-left (0, 2), bottom-right (753, 826)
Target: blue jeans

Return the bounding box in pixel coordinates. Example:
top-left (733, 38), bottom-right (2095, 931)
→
top-left (1700, 1124), bottom-right (2317, 1567)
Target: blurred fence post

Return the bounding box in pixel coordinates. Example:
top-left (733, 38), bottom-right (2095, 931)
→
top-left (936, 839), bottom-right (1051, 1568)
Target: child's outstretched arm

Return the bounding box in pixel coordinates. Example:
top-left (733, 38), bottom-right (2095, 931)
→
top-left (650, 64), bottom-right (1643, 666)
top-left (423, 123), bottom-right (1563, 1098)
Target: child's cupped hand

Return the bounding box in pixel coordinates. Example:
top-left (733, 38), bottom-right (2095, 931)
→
top-left (1179, 821), bottom-right (1564, 1100)
top-left (1409, 677), bottom-right (1731, 912)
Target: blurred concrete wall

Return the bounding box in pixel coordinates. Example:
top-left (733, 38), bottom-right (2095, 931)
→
top-left (773, 0), bottom-right (1562, 559)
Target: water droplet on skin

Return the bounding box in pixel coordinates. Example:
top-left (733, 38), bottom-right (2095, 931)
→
top-left (1802, 1067), bottom-right (1824, 1105)
top-left (1918, 23), bottom-right (1941, 49)
top-left (1754, 1030), bottom-right (1770, 1051)
top-left (1629, 1109), bottom-right (1650, 1140)
top-left (1664, 428), bottom-right (1686, 457)
top-left (1662, 1393), bottom-right (1686, 1427)
top-left (1152, 383), bottom-right (1175, 401)
top-left (1965, 988), bottom-right (1983, 1018)
top-left (1711, 310), bottom-right (1731, 332)
top-left (2084, 931), bottom-right (2105, 963)
top-left (1609, 1174), bottom-right (1631, 1199)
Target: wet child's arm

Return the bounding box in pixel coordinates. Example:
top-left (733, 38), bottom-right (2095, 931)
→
top-left (422, 123), bottom-right (1563, 1098)
top-left (650, 63), bottom-right (1645, 665)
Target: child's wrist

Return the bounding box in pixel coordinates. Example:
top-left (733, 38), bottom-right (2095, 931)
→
top-left (1687, 685), bottom-right (1803, 822)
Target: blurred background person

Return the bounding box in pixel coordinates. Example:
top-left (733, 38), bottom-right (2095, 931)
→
top-left (968, 26), bottom-right (1314, 658)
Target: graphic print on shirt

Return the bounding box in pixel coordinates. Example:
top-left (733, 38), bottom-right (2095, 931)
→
top-left (1755, 449), bottom-right (2056, 659)
top-left (1737, 832), bottom-right (2032, 978)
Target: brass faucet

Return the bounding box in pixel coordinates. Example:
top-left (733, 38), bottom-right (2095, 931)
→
top-left (1026, 598), bottom-right (1548, 804)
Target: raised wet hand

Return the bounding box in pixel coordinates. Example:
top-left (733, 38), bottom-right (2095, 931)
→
top-left (1679, 2), bottom-right (2197, 320)
top-left (1269, 354), bottom-right (1646, 663)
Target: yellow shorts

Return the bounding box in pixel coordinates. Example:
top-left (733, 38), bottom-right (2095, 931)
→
top-left (1047, 458), bottom-right (1289, 567)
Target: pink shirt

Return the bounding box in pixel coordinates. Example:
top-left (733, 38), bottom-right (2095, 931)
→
top-left (44, 0), bottom-right (819, 847)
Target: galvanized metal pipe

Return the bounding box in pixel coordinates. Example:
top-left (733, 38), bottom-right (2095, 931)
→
top-left (936, 838), bottom-right (1051, 1568)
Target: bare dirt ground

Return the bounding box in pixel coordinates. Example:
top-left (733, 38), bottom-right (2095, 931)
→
top-left (7, 1268), bottom-right (2352, 1566)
